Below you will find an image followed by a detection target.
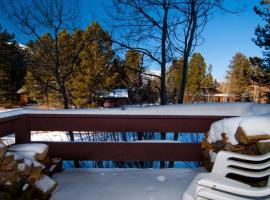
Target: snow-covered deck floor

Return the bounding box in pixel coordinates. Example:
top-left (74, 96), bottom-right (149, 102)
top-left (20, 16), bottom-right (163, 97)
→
top-left (51, 168), bottom-right (206, 200)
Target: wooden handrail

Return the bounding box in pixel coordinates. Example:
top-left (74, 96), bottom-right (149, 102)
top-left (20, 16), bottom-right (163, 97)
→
top-left (0, 111), bottom-right (231, 161)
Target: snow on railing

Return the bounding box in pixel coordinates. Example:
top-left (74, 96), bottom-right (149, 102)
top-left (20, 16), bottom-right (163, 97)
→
top-left (0, 103), bottom-right (269, 162)
top-left (1, 102), bottom-right (270, 119)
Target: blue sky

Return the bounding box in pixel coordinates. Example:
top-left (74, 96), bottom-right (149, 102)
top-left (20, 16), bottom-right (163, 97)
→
top-left (0, 0), bottom-right (264, 81)
top-left (196, 0), bottom-right (263, 81)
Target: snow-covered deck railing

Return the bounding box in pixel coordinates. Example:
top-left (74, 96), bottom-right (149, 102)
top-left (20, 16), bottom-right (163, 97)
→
top-left (0, 103), bottom-right (269, 162)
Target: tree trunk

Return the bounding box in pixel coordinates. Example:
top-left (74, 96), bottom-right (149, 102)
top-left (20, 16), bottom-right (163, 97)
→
top-left (177, 0), bottom-right (197, 104)
top-left (160, 2), bottom-right (169, 168)
top-left (160, 1), bottom-right (168, 106)
top-left (178, 56), bottom-right (189, 103)
top-left (61, 86), bottom-right (78, 167)
top-left (62, 88), bottom-right (69, 109)
top-left (160, 67), bottom-right (166, 105)
top-left (138, 67), bottom-right (143, 105)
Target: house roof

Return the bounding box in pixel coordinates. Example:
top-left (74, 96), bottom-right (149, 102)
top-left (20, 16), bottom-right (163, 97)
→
top-left (99, 89), bottom-right (128, 98)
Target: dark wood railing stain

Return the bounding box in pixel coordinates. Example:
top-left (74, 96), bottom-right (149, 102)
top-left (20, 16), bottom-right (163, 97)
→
top-left (0, 112), bottom-right (231, 161)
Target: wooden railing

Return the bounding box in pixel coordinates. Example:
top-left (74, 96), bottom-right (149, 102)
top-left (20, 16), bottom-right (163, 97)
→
top-left (0, 111), bottom-right (230, 162)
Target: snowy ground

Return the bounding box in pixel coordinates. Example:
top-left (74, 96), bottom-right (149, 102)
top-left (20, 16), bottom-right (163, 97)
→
top-left (31, 131), bottom-right (70, 142)
top-left (52, 168), bottom-right (206, 200)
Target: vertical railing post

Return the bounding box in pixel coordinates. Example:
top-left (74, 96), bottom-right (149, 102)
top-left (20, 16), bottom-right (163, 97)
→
top-left (15, 116), bottom-right (31, 144)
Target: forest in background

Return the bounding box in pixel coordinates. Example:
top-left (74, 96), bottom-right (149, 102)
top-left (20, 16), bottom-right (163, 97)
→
top-left (0, 0), bottom-right (270, 169)
top-left (0, 0), bottom-right (269, 109)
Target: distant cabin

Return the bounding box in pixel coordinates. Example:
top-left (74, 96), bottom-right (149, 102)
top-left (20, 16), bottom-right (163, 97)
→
top-left (98, 89), bottom-right (128, 108)
top-left (210, 93), bottom-right (238, 102)
top-left (184, 87), bottom-right (238, 103)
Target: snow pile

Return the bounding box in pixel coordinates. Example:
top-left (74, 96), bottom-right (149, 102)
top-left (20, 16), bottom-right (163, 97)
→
top-left (203, 113), bottom-right (270, 169)
top-left (208, 117), bottom-right (244, 145)
top-left (8, 143), bottom-right (48, 154)
top-left (35, 175), bottom-right (57, 194)
top-left (5, 151), bottom-right (23, 160)
top-left (207, 113), bottom-right (270, 145)
top-left (9, 143), bottom-right (48, 160)
top-left (238, 115), bottom-right (270, 137)
top-left (7, 151), bottom-right (37, 161)
top-left (6, 145), bottom-right (47, 169)
top-left (7, 144), bottom-right (48, 170)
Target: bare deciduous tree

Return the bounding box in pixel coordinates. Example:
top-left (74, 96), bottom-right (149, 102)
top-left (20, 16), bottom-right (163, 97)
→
top-left (0, 0), bottom-right (80, 109)
top-left (106, 0), bottom-right (236, 168)
top-left (106, 0), bottom-right (234, 104)
top-left (174, 0), bottom-right (232, 103)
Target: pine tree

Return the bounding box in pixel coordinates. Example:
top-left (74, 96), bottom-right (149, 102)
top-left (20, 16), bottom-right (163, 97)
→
top-left (250, 57), bottom-right (270, 86)
top-left (24, 29), bottom-right (84, 107)
top-left (254, 1), bottom-right (270, 67)
top-left (25, 33), bottom-right (63, 106)
top-left (0, 26), bottom-right (26, 104)
top-left (141, 78), bottom-right (159, 103)
top-left (24, 22), bottom-right (122, 108)
top-left (24, 71), bottom-right (61, 106)
top-left (124, 50), bottom-right (144, 104)
top-left (0, 0), bottom-right (80, 110)
top-left (250, 57), bottom-right (270, 102)
top-left (109, 57), bottom-right (128, 89)
top-left (186, 53), bottom-right (207, 101)
top-left (226, 53), bottom-right (251, 99)
top-left (252, 1), bottom-right (270, 101)
top-left (166, 58), bottom-right (183, 103)
top-left (69, 22), bottom-right (115, 107)
top-left (203, 64), bottom-right (214, 89)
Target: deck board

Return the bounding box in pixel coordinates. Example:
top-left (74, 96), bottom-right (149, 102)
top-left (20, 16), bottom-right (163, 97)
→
top-left (52, 168), bottom-right (206, 200)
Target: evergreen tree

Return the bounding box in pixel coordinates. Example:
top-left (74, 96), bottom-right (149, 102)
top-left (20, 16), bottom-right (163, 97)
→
top-left (1, 0), bottom-right (80, 109)
top-left (24, 22), bottom-right (122, 108)
top-left (141, 78), bottom-right (159, 103)
top-left (124, 50), bottom-right (144, 104)
top-left (254, 1), bottom-right (270, 67)
top-left (25, 34), bottom-right (57, 105)
top-left (203, 64), bottom-right (215, 89)
top-left (252, 1), bottom-right (270, 101)
top-left (186, 53), bottom-right (207, 101)
top-left (109, 57), bottom-right (128, 89)
top-left (166, 54), bottom-right (215, 102)
top-left (166, 58), bottom-right (183, 103)
top-left (0, 26), bottom-right (26, 104)
top-left (213, 79), bottom-right (219, 92)
top-left (24, 70), bottom-right (61, 106)
top-left (226, 53), bottom-right (251, 99)
top-left (24, 30), bottom-right (83, 107)
top-left (250, 57), bottom-right (270, 102)
top-left (24, 71), bottom-right (45, 104)
top-left (69, 23), bottom-right (115, 107)
top-left (250, 57), bottom-right (270, 86)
